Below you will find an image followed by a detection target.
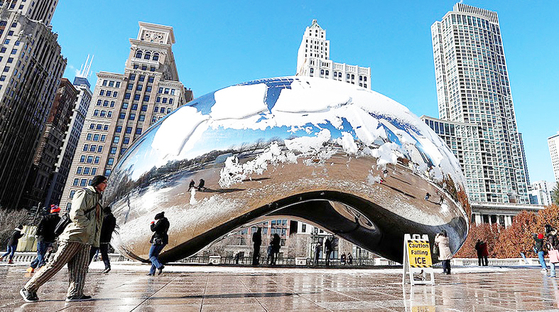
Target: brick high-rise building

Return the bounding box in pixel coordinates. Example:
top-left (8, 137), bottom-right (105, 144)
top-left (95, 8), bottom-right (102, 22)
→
top-left (60, 22), bottom-right (193, 210)
top-left (0, 0), bottom-right (66, 209)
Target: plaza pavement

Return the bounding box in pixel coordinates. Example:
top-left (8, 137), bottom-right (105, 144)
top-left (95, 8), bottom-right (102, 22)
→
top-left (1, 260), bottom-right (559, 311)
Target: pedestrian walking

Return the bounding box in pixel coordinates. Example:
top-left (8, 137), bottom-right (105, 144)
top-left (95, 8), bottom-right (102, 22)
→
top-left (147, 211), bottom-right (169, 276)
top-left (27, 205), bottom-right (61, 273)
top-left (20, 175), bottom-right (107, 302)
top-left (435, 230), bottom-right (452, 274)
top-left (89, 206), bottom-right (116, 273)
top-left (1, 224), bottom-right (24, 264)
top-left (534, 233), bottom-right (548, 273)
top-left (252, 227), bottom-right (261, 265)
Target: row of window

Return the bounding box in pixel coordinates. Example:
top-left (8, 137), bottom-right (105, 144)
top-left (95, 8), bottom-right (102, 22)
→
top-left (128, 73), bottom-right (155, 83)
top-left (79, 155), bottom-right (100, 164)
top-left (89, 123), bottom-right (109, 131)
top-left (119, 112), bottom-right (146, 121)
top-left (124, 93), bottom-right (151, 102)
top-left (134, 50), bottom-right (160, 61)
top-left (86, 133), bottom-right (106, 142)
top-left (156, 97), bottom-right (173, 104)
top-left (113, 136), bottom-right (131, 145)
top-left (154, 107), bottom-right (172, 114)
top-left (96, 99), bottom-right (115, 107)
top-left (132, 64), bottom-right (156, 72)
top-left (99, 90), bottom-right (118, 97)
top-left (72, 178), bottom-right (94, 187)
top-left (93, 110), bottom-right (112, 118)
top-left (82, 144), bottom-right (103, 153)
top-left (115, 126), bottom-right (142, 135)
top-left (75, 166), bottom-right (98, 176)
top-left (101, 80), bottom-right (121, 88)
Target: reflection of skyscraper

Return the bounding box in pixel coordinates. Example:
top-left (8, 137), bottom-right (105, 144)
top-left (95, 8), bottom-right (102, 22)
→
top-left (548, 133), bottom-right (559, 182)
top-left (0, 0), bottom-right (66, 209)
top-left (296, 20), bottom-right (371, 89)
top-left (431, 4), bottom-right (528, 204)
top-left (60, 22), bottom-right (193, 210)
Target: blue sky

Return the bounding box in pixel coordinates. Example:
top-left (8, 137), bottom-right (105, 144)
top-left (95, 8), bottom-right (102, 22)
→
top-left (51, 1), bottom-right (558, 184)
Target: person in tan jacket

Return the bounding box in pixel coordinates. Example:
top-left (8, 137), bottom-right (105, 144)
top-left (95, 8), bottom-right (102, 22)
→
top-left (20, 175), bottom-right (107, 303)
top-left (435, 230), bottom-right (452, 275)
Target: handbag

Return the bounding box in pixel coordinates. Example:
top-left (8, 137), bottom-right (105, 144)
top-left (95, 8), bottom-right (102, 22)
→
top-left (550, 249), bottom-right (559, 263)
top-left (432, 243), bottom-right (439, 256)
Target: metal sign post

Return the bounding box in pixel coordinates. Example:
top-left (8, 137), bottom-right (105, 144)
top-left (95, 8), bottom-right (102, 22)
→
top-left (402, 233), bottom-right (435, 285)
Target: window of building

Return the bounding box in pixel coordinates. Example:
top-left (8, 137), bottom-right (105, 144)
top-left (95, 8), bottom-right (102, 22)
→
top-left (153, 53), bottom-right (159, 61)
top-left (76, 167), bottom-right (83, 174)
top-left (105, 169), bottom-right (111, 176)
top-left (134, 94), bottom-right (140, 101)
top-left (119, 113), bottom-right (126, 119)
top-left (73, 178), bottom-right (79, 186)
top-left (162, 98), bottom-right (167, 104)
top-left (144, 52), bottom-right (151, 60)
top-left (129, 113), bottom-right (135, 120)
top-left (135, 50), bottom-right (142, 58)
top-left (89, 123), bottom-right (95, 129)
top-left (84, 167), bottom-right (90, 175)
top-left (139, 115), bottom-right (145, 121)
top-left (80, 179), bottom-right (87, 187)
top-left (115, 126), bottom-right (122, 133)
top-left (90, 145), bottom-right (96, 152)
top-left (87, 156), bottom-right (93, 163)
top-left (69, 190), bottom-right (76, 199)
top-left (94, 157), bottom-right (100, 164)
top-left (107, 158), bottom-right (114, 166)
top-left (123, 137), bottom-right (130, 144)
top-left (135, 128), bottom-right (142, 135)
top-left (93, 134), bottom-right (99, 141)
top-left (139, 75), bottom-right (145, 82)
top-left (116, 82), bottom-right (121, 88)
top-left (92, 168), bottom-right (97, 175)
top-left (86, 133), bottom-right (92, 140)
top-left (143, 95), bottom-right (150, 102)
top-left (101, 135), bottom-right (106, 142)
top-left (107, 111), bottom-right (112, 118)
top-left (148, 76), bottom-right (154, 83)
top-left (110, 147), bottom-right (117, 154)
top-left (83, 144), bottom-right (89, 151)
top-left (125, 127), bottom-right (132, 134)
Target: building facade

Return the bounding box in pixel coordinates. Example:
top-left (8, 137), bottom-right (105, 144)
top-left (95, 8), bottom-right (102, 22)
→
top-left (0, 0), bottom-right (66, 209)
top-left (548, 133), bottom-right (559, 182)
top-left (431, 3), bottom-right (529, 204)
top-left (529, 180), bottom-right (553, 206)
top-left (60, 22), bottom-right (193, 210)
top-left (20, 78), bottom-right (77, 209)
top-left (44, 59), bottom-right (94, 208)
top-left (296, 20), bottom-right (371, 89)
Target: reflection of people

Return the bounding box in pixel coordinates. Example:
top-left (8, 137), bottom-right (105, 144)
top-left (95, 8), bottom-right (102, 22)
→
top-left (475, 240), bottom-right (489, 266)
top-left (148, 212), bottom-right (170, 276)
top-left (252, 227), bottom-right (261, 265)
top-left (197, 179), bottom-right (206, 191)
top-left (435, 230), bottom-right (452, 275)
top-left (1, 225), bottom-right (24, 264)
top-left (546, 225), bottom-right (559, 278)
top-left (21, 175), bottom-right (107, 302)
top-left (424, 193), bottom-right (431, 201)
top-left (28, 205), bottom-right (61, 273)
top-left (325, 237), bottom-right (333, 266)
top-left (187, 180), bottom-right (196, 192)
top-left (340, 253), bottom-right (346, 265)
top-left (534, 233), bottom-right (548, 273)
top-left (89, 206), bottom-right (116, 273)
top-left (347, 253), bottom-right (353, 265)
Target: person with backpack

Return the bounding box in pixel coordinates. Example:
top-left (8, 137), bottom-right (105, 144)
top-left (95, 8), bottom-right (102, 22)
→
top-left (89, 206), bottom-right (116, 273)
top-left (26, 205), bottom-right (61, 273)
top-left (1, 225), bottom-right (24, 264)
top-left (20, 175), bottom-right (107, 303)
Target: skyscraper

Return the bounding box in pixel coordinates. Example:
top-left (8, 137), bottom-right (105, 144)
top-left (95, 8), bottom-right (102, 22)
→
top-left (59, 22), bottom-right (193, 210)
top-left (0, 0), bottom-right (66, 209)
top-left (431, 3), bottom-right (529, 204)
top-left (548, 133), bottom-right (559, 182)
top-left (296, 20), bottom-right (371, 89)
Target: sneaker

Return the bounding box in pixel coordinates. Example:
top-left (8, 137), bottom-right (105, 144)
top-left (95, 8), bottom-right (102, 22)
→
top-left (102, 267), bottom-right (111, 274)
top-left (146, 273), bottom-right (154, 276)
top-left (158, 265), bottom-right (165, 275)
top-left (26, 267), bottom-right (35, 273)
top-left (66, 294), bottom-right (92, 302)
top-left (20, 288), bottom-right (39, 302)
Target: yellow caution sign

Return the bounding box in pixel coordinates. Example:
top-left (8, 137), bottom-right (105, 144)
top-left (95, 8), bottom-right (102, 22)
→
top-left (407, 240), bottom-right (432, 268)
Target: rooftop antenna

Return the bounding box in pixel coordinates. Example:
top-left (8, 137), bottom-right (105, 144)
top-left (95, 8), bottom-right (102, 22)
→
top-left (77, 54), bottom-right (94, 78)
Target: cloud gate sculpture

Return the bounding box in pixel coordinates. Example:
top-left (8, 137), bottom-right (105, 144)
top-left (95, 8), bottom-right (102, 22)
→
top-left (103, 76), bottom-right (470, 263)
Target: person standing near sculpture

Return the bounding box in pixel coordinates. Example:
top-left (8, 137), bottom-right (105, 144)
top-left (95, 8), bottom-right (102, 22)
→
top-left (1, 224), bottom-right (24, 264)
top-left (27, 205), bottom-right (61, 273)
top-left (314, 242), bottom-right (322, 265)
top-left (20, 175), bottom-right (107, 302)
top-left (252, 227), bottom-right (261, 265)
top-left (89, 206), bottom-right (116, 273)
top-left (474, 240), bottom-right (489, 266)
top-left (435, 230), bottom-right (452, 274)
top-left (270, 233), bottom-right (281, 266)
top-left (324, 237), bottom-right (333, 266)
top-left (148, 211), bottom-right (169, 276)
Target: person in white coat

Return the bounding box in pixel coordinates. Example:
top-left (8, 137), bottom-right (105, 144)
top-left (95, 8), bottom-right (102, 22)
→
top-left (435, 230), bottom-right (452, 274)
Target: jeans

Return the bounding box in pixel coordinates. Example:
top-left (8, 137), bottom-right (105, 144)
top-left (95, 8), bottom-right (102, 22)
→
top-left (89, 243), bottom-right (111, 269)
top-left (1, 245), bottom-right (16, 260)
top-left (148, 244), bottom-right (165, 275)
top-left (538, 251), bottom-right (548, 270)
top-left (442, 259), bottom-right (451, 274)
top-left (551, 262), bottom-right (557, 277)
top-left (30, 241), bottom-right (52, 269)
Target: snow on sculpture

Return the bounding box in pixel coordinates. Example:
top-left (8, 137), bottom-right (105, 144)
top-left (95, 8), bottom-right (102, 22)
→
top-left (103, 76), bottom-right (470, 263)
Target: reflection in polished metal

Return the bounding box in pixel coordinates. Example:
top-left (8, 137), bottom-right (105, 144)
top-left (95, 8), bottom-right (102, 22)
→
top-left (103, 76), bottom-right (470, 263)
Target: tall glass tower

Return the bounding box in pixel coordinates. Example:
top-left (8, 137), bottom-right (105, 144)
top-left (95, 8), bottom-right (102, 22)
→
top-left (431, 3), bottom-right (529, 204)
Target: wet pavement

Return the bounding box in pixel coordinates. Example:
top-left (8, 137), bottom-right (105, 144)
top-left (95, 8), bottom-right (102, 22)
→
top-left (1, 261), bottom-right (559, 311)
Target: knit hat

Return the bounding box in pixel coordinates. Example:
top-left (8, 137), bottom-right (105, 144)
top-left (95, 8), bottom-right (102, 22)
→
top-left (50, 204), bottom-right (60, 213)
top-left (91, 175), bottom-right (107, 187)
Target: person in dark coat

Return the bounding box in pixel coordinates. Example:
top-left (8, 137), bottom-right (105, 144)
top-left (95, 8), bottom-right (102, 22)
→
top-left (148, 212), bottom-right (170, 276)
top-left (269, 234), bottom-right (281, 266)
top-left (252, 227), bottom-right (261, 265)
top-left (197, 179), bottom-right (206, 191)
top-left (89, 206), bottom-right (117, 273)
top-left (534, 233), bottom-right (548, 272)
top-left (187, 180), bottom-right (196, 192)
top-left (314, 242), bottom-right (322, 265)
top-left (27, 205), bottom-right (61, 272)
top-left (546, 225), bottom-right (559, 278)
top-left (324, 237), bottom-right (333, 266)
top-left (1, 225), bottom-right (24, 264)
top-left (475, 240), bottom-right (489, 266)
top-left (347, 253), bottom-right (353, 265)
